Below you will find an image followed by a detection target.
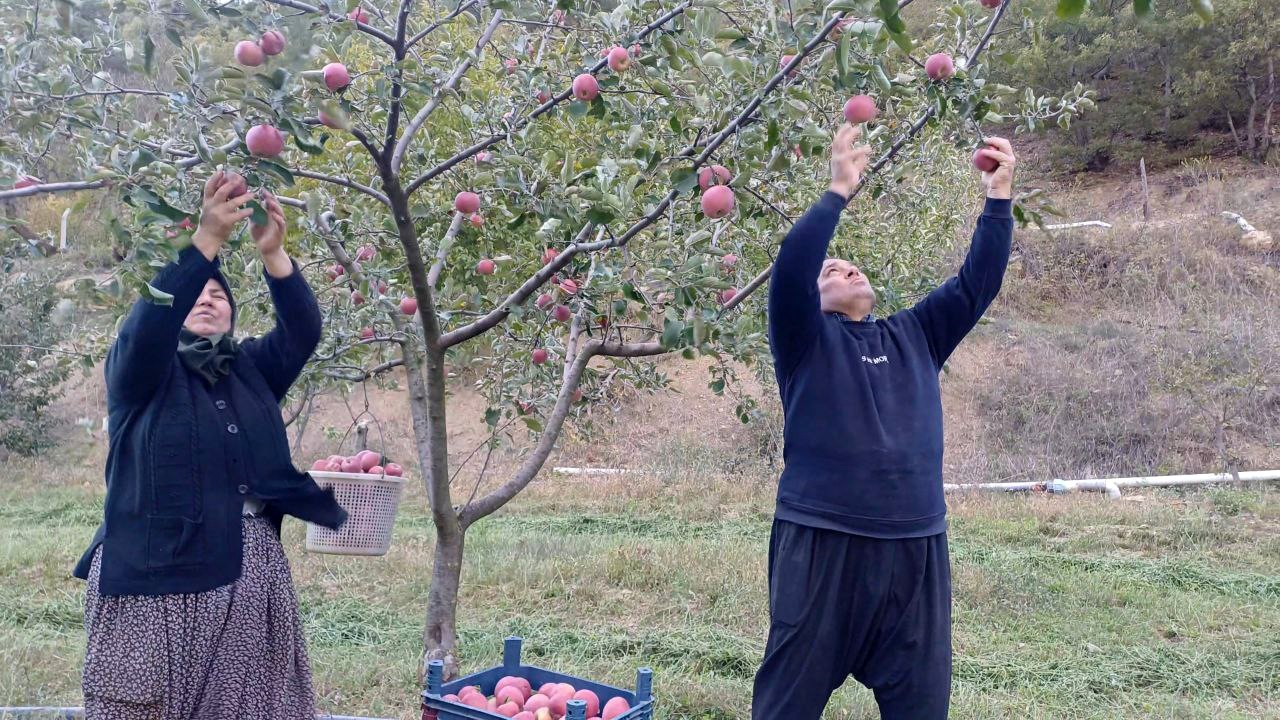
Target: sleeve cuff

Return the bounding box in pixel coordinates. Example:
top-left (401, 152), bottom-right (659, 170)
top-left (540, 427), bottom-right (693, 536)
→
top-left (982, 197), bottom-right (1013, 219)
top-left (263, 258), bottom-right (304, 286)
top-left (819, 190), bottom-right (849, 213)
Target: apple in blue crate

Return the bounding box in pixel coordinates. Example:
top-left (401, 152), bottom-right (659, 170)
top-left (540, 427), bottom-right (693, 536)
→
top-left (497, 675), bottom-right (533, 699)
top-left (524, 693), bottom-right (552, 714)
top-left (496, 702), bottom-right (520, 717)
top-left (573, 689), bottom-right (600, 717)
top-left (602, 696), bottom-right (631, 720)
top-left (496, 684), bottom-right (527, 706)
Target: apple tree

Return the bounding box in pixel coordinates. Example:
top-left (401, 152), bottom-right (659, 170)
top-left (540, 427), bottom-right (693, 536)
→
top-left (0, 0), bottom-right (1183, 676)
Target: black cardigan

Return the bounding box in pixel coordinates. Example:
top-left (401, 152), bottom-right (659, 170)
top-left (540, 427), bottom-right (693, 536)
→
top-left (74, 245), bottom-right (348, 596)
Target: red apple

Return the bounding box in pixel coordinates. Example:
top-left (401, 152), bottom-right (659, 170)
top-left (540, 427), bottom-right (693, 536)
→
top-left (327, 264), bottom-right (344, 280)
top-left (400, 296), bottom-right (418, 315)
top-left (347, 6), bottom-right (369, 23)
top-left (601, 697), bottom-right (631, 720)
top-left (559, 278), bottom-right (579, 295)
top-left (369, 465), bottom-right (384, 475)
top-left (843, 94), bottom-right (879, 124)
top-left (323, 62), bottom-right (351, 91)
top-left (532, 348), bottom-right (549, 365)
top-left (476, 258), bottom-right (496, 275)
top-left (496, 703), bottom-right (520, 718)
top-left (454, 191), bottom-right (481, 214)
top-left (497, 677), bottom-right (534, 699)
top-left (246, 125), bottom-right (285, 157)
top-left (327, 455), bottom-right (344, 464)
top-left (524, 694), bottom-right (552, 714)
top-left (475, 151), bottom-right (493, 163)
top-left (384, 463), bottom-right (403, 476)
top-left (697, 164), bottom-right (731, 190)
top-left (311, 459), bottom-right (328, 470)
top-left (324, 459), bottom-right (342, 471)
top-left (441, 694), bottom-right (459, 703)
top-left (13, 175), bottom-right (41, 189)
top-left (549, 689), bottom-right (572, 717)
top-left (536, 293), bottom-right (554, 309)
top-left (357, 450), bottom-right (380, 471)
top-left (496, 685), bottom-right (526, 706)
top-left (718, 287), bottom-right (738, 304)
top-left (553, 304), bottom-right (572, 322)
top-left (536, 89), bottom-right (551, 104)
top-left (504, 58), bottom-right (519, 75)
top-left (607, 46), bottom-right (631, 72)
top-left (980, 0), bottom-right (1003, 7)
top-left (234, 40), bottom-right (265, 67)
top-left (972, 147), bottom-right (999, 173)
top-left (571, 388), bottom-right (583, 403)
top-left (779, 54), bottom-right (798, 77)
top-left (925, 53), bottom-right (955, 81)
top-left (178, 217), bottom-right (194, 230)
top-left (461, 693), bottom-right (488, 710)
top-left (350, 290), bottom-right (365, 305)
top-left (340, 457), bottom-right (360, 473)
top-left (355, 244), bottom-right (375, 261)
top-left (260, 30), bottom-right (286, 56)
top-left (318, 111), bottom-right (343, 129)
top-left (360, 327), bottom-right (375, 340)
top-left (572, 690), bottom-right (600, 717)
top-left (550, 8), bottom-right (566, 24)
top-left (470, 213), bottom-right (484, 228)
top-left (513, 713), bottom-right (535, 720)
top-left (542, 247), bottom-right (559, 265)
top-left (701, 185), bottom-right (735, 219)
top-left (572, 73), bottom-right (599, 101)
top-left (722, 253), bottom-right (738, 268)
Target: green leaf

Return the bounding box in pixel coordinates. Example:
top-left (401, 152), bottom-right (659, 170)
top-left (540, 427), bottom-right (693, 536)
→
top-left (143, 34), bottom-right (155, 76)
top-left (878, 0), bottom-right (907, 33)
top-left (484, 407), bottom-right (500, 427)
top-left (193, 131), bottom-right (214, 165)
top-left (661, 318), bottom-right (685, 349)
top-left (292, 132), bottom-right (325, 156)
top-left (836, 34), bottom-right (850, 82)
top-left (672, 168), bottom-right (698, 194)
top-left (586, 206), bottom-right (616, 224)
top-left (129, 148), bottom-right (160, 173)
top-left (888, 29), bottom-right (913, 54)
top-left (714, 29), bottom-right (745, 41)
top-left (872, 65), bottom-right (892, 94)
top-left (522, 415), bottom-right (544, 432)
top-left (1133, 0), bottom-right (1152, 15)
top-left (767, 119), bottom-right (780, 150)
top-left (165, 28), bottom-right (184, 47)
top-left (247, 200), bottom-right (269, 226)
top-left (568, 101), bottom-right (590, 117)
top-left (256, 160), bottom-right (295, 186)
top-left (140, 283), bottom-right (174, 306)
top-left (1192, 0), bottom-right (1213, 20)
top-left (1055, 0), bottom-right (1087, 18)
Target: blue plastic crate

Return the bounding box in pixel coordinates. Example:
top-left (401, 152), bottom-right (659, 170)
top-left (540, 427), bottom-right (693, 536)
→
top-left (421, 637), bottom-right (653, 720)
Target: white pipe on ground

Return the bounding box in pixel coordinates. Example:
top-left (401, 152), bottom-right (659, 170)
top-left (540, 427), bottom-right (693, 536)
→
top-left (945, 470), bottom-right (1280, 498)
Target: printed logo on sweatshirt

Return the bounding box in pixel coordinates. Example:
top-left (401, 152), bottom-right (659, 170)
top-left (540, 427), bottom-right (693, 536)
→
top-left (861, 354), bottom-right (888, 365)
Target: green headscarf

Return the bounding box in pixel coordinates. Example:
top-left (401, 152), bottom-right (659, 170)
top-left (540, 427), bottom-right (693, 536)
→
top-left (177, 328), bottom-right (240, 386)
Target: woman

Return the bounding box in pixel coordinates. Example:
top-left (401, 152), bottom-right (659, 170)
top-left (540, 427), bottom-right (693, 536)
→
top-left (73, 170), bottom-right (348, 719)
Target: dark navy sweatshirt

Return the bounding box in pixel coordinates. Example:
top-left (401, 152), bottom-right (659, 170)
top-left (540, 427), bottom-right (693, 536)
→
top-left (768, 191), bottom-right (1013, 538)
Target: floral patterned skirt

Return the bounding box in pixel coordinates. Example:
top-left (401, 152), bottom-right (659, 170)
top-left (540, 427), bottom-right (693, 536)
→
top-left (82, 516), bottom-right (315, 720)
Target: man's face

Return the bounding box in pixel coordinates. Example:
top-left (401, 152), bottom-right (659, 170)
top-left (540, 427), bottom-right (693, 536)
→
top-left (818, 258), bottom-right (877, 317)
top-left (184, 279), bottom-right (232, 336)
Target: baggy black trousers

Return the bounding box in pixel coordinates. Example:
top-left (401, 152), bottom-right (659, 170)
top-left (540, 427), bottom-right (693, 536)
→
top-left (751, 519), bottom-right (952, 720)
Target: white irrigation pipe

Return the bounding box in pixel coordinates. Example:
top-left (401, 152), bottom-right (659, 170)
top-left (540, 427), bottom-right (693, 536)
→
top-left (1043, 220), bottom-right (1112, 230)
top-left (945, 469), bottom-right (1280, 498)
top-left (552, 466), bottom-right (629, 476)
top-left (0, 710), bottom-right (389, 720)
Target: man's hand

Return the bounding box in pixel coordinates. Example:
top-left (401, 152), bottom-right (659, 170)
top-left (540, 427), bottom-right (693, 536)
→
top-left (251, 191), bottom-right (293, 278)
top-left (192, 171), bottom-right (254, 261)
top-left (977, 137), bottom-right (1016, 200)
top-left (829, 123), bottom-right (872, 202)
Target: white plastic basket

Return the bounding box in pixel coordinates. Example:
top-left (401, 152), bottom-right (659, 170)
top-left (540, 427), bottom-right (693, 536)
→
top-left (305, 471), bottom-right (405, 556)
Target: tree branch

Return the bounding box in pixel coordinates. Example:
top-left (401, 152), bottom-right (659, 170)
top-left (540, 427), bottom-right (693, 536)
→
top-left (293, 168), bottom-right (391, 205)
top-left (427, 211), bottom-right (466, 289)
top-left (438, 222), bottom-right (604, 348)
top-left (0, 180), bottom-right (107, 200)
top-left (406, 0), bottom-right (480, 49)
top-left (404, 1), bottom-right (693, 195)
top-left (392, 10), bottom-right (504, 175)
top-left (262, 0), bottom-right (397, 45)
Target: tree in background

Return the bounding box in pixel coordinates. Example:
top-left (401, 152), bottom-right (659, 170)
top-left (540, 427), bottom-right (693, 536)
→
top-left (995, 0), bottom-right (1273, 170)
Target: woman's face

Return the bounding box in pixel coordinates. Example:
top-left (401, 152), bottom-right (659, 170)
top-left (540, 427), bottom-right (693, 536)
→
top-left (184, 279), bottom-right (233, 336)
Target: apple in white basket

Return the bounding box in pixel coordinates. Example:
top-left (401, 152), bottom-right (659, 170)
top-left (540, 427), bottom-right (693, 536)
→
top-left (369, 465), bottom-right (384, 475)
top-left (384, 463), bottom-right (403, 477)
top-left (340, 457), bottom-right (361, 473)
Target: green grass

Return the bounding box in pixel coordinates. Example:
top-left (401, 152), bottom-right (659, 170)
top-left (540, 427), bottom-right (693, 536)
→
top-left (2, 459), bottom-right (1278, 719)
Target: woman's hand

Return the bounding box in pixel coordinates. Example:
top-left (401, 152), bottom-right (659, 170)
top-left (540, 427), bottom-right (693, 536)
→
top-left (192, 171), bottom-right (254, 261)
top-left (251, 191), bottom-right (293, 278)
top-left (977, 137), bottom-right (1016, 200)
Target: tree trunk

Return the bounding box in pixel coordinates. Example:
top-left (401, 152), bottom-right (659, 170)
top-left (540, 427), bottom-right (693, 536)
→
top-left (422, 525), bottom-right (465, 676)
top-left (1259, 57), bottom-right (1275, 162)
top-left (1226, 109), bottom-right (1241, 148)
top-left (1162, 58), bottom-right (1172, 135)
top-left (1246, 75), bottom-right (1259, 158)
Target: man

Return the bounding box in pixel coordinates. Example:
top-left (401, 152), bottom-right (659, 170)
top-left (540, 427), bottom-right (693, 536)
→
top-left (752, 124), bottom-right (1016, 719)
